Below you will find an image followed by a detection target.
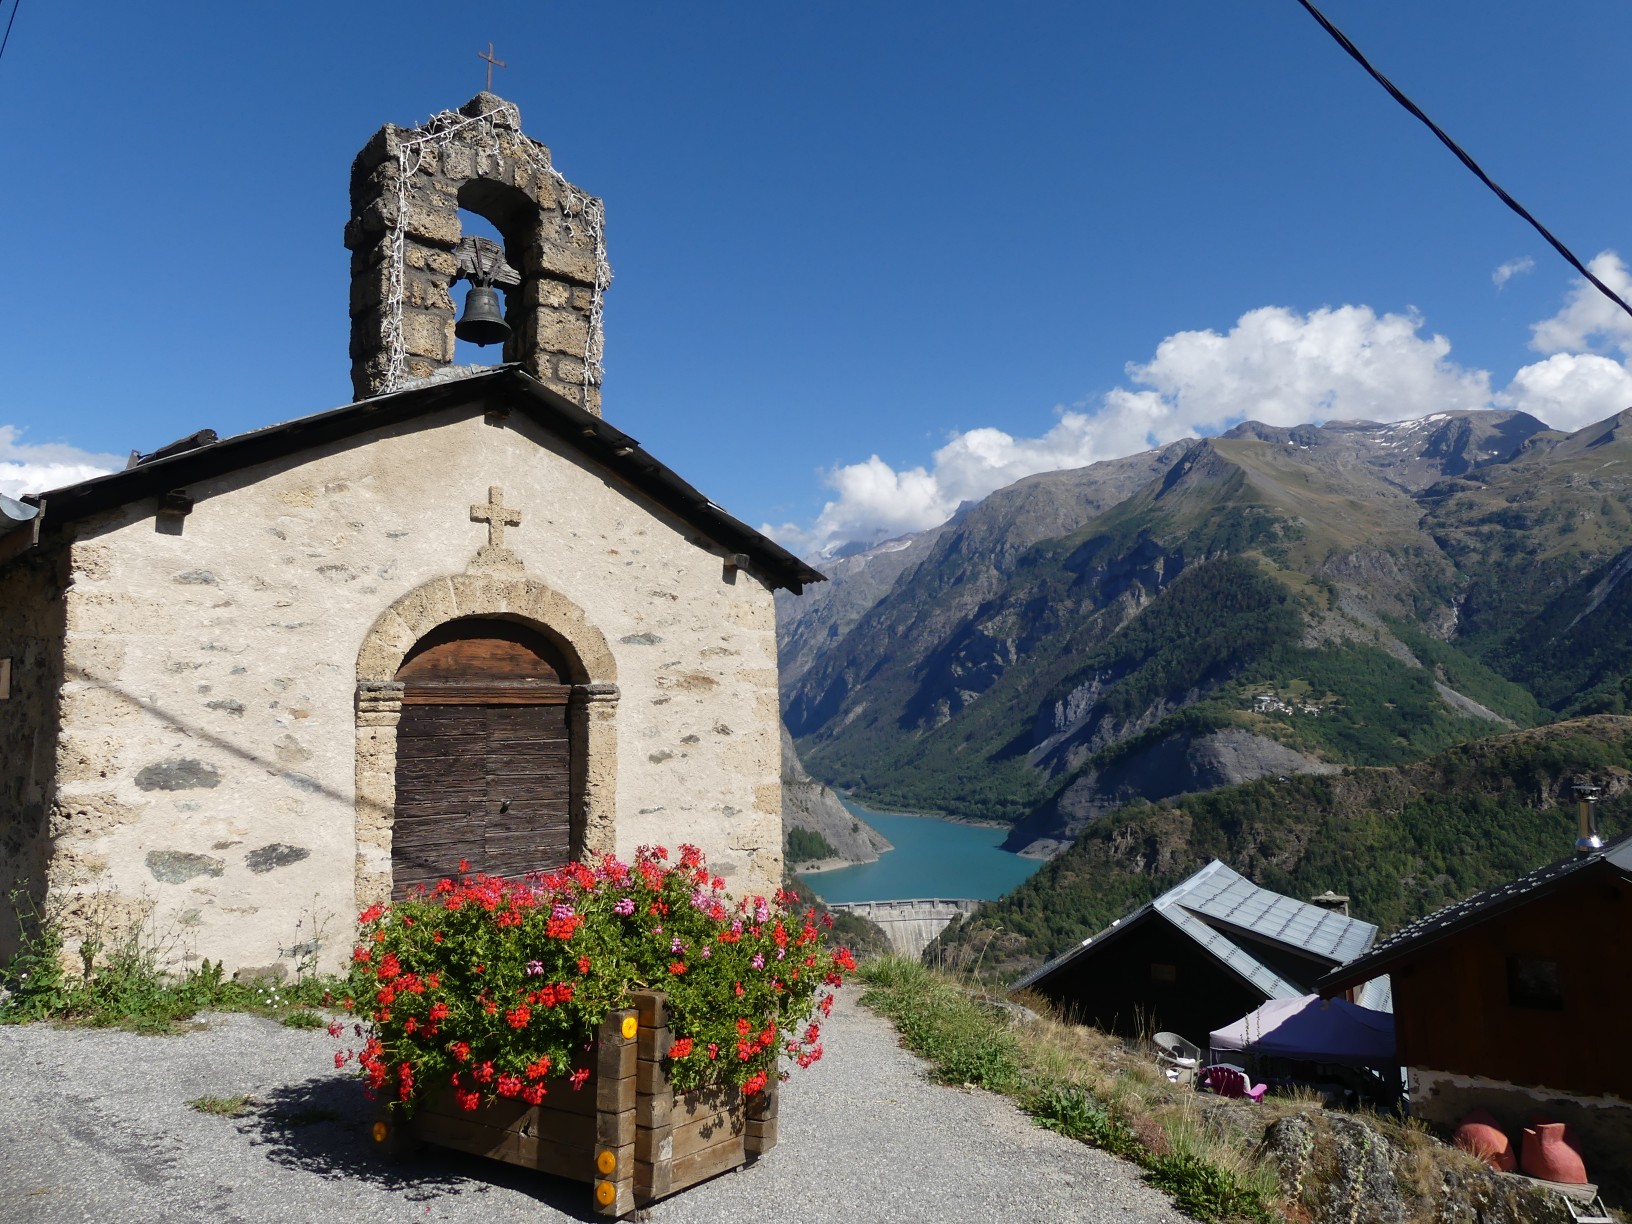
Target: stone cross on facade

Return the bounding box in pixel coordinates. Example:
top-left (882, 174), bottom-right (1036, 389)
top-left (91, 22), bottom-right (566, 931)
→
top-left (471, 486), bottom-right (522, 548)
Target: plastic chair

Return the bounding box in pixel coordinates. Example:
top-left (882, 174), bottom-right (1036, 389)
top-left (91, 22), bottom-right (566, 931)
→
top-left (1201, 1064), bottom-right (1268, 1102)
top-left (1152, 1031), bottom-right (1201, 1086)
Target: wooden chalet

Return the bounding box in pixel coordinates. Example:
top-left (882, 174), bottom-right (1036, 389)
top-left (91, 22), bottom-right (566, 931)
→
top-left (1011, 860), bottom-right (1384, 1047)
top-left (1320, 831), bottom-right (1632, 1185)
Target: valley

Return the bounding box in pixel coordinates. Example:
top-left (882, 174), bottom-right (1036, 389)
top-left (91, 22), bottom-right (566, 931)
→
top-left (778, 406), bottom-right (1632, 974)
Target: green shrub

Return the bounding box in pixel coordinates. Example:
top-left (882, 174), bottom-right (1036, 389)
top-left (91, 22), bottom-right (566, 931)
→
top-left (785, 826), bottom-right (838, 861)
top-left (1144, 1151), bottom-right (1274, 1223)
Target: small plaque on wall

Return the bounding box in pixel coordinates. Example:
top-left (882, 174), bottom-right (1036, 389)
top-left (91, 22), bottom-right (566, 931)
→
top-left (0, 658), bottom-right (10, 700)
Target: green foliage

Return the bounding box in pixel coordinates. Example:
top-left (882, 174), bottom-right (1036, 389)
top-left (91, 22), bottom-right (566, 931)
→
top-left (1145, 1151), bottom-right (1275, 1224)
top-left (816, 557), bottom-right (1306, 822)
top-left (857, 956), bottom-right (1021, 1092)
top-left (1028, 1083), bottom-right (1140, 1158)
top-left (785, 826), bottom-right (837, 861)
top-left (0, 888), bottom-right (345, 1032)
top-left (1382, 619), bottom-right (1544, 726)
top-left (946, 718), bottom-right (1632, 965)
top-left (1047, 556), bottom-right (1303, 726)
top-left (280, 1009), bottom-right (325, 1029)
top-left (188, 1094), bottom-right (254, 1117)
top-left (350, 848), bottom-right (850, 1109)
top-left (1236, 642), bottom-right (1499, 765)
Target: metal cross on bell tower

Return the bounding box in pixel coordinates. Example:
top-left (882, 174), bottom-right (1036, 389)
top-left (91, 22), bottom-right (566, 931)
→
top-left (477, 42), bottom-right (507, 92)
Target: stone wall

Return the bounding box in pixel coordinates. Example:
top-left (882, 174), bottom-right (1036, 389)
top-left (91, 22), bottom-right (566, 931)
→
top-left (345, 93), bottom-right (609, 412)
top-left (0, 546), bottom-right (67, 958)
top-left (45, 403), bottom-right (782, 977)
top-left (1410, 1067), bottom-right (1632, 1196)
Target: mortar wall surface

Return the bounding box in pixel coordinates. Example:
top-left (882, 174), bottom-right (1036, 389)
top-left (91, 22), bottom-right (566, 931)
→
top-left (46, 404), bottom-right (782, 977)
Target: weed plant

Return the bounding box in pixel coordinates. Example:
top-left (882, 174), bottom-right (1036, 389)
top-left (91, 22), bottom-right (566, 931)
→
top-left (0, 890), bottom-right (346, 1032)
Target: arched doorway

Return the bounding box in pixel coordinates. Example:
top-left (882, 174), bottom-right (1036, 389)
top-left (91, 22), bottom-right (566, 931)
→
top-left (391, 617), bottom-right (576, 896)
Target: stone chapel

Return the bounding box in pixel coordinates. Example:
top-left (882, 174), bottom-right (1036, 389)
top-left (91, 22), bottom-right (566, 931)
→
top-left (0, 94), bottom-right (820, 979)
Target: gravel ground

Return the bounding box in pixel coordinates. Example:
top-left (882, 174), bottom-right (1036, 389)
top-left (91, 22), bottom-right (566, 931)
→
top-left (0, 991), bottom-right (1184, 1224)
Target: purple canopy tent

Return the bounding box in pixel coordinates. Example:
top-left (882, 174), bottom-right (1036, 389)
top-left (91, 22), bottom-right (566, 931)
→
top-left (1209, 994), bottom-right (1395, 1067)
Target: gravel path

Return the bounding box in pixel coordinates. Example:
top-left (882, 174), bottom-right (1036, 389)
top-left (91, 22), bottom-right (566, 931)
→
top-left (0, 991), bottom-right (1183, 1223)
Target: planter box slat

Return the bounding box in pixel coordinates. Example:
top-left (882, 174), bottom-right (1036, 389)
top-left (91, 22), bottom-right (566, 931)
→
top-left (670, 1109), bottom-right (744, 1160)
top-left (597, 1107), bottom-right (636, 1147)
top-left (395, 991), bottom-right (773, 1219)
top-left (415, 1111), bottom-right (595, 1177)
top-left (637, 1025), bottom-right (670, 1060)
top-left (636, 1131), bottom-right (746, 1196)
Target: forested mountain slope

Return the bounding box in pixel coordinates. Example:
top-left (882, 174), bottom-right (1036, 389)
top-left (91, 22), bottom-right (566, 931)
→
top-left (930, 717), bottom-right (1632, 981)
top-left (779, 407), bottom-right (1632, 852)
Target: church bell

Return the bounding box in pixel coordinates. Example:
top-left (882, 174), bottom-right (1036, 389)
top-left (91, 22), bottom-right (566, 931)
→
top-left (456, 285), bottom-right (511, 347)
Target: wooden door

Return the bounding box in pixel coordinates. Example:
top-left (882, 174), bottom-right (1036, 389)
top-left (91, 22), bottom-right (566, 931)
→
top-left (392, 619), bottom-right (575, 897)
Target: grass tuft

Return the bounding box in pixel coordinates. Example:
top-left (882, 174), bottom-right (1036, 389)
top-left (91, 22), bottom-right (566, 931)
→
top-left (188, 1094), bottom-right (253, 1117)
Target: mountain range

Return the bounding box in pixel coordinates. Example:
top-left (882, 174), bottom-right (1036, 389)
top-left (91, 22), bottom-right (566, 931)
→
top-left (777, 405), bottom-right (1632, 873)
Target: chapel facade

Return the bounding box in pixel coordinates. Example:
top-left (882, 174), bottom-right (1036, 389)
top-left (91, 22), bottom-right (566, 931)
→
top-left (0, 95), bottom-right (819, 979)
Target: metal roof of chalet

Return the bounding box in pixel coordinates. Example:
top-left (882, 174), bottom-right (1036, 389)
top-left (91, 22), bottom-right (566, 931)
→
top-left (9, 365), bottom-right (825, 594)
top-left (1321, 831), bottom-right (1632, 995)
top-left (1012, 859), bottom-right (1380, 1000)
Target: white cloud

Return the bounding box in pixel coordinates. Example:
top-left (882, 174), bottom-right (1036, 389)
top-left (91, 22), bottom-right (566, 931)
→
top-left (1492, 256), bottom-right (1534, 289)
top-left (1499, 353), bottom-right (1632, 431)
top-left (0, 426), bottom-right (121, 500)
top-left (1529, 251), bottom-right (1632, 357)
top-left (767, 305), bottom-right (1494, 554)
top-left (1500, 251), bottom-right (1632, 430)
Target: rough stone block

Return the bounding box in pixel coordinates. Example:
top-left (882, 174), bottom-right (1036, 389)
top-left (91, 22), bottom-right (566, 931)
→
top-left (404, 245), bottom-right (459, 276)
top-left (400, 309), bottom-right (454, 362)
top-left (402, 201), bottom-right (461, 247)
top-left (439, 144), bottom-right (475, 181)
top-left (390, 577), bottom-right (457, 638)
top-left (522, 278), bottom-right (572, 310)
top-left (522, 243), bottom-right (599, 286)
top-left (522, 307), bottom-right (591, 355)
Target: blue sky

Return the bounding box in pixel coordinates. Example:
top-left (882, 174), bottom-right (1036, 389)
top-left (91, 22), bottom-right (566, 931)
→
top-left (2, 1), bottom-right (1630, 554)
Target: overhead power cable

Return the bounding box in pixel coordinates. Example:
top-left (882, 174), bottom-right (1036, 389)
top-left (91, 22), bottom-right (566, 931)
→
top-left (0, 0), bottom-right (22, 68)
top-left (1293, 0), bottom-right (1632, 326)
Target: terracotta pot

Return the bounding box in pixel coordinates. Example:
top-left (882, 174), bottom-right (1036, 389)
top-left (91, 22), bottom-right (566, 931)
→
top-left (1520, 1121), bottom-right (1588, 1184)
top-left (1453, 1109), bottom-right (1516, 1172)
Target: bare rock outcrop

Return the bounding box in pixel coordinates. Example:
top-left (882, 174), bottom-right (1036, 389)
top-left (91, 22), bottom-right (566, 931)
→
top-left (781, 723), bottom-right (891, 865)
top-left (1263, 1112), bottom-right (1572, 1224)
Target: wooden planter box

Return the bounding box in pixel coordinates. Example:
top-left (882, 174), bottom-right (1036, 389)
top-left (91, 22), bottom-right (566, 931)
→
top-left (376, 991), bottom-right (777, 1217)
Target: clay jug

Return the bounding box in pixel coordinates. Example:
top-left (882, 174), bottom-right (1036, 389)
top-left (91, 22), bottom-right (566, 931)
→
top-left (1453, 1109), bottom-right (1515, 1172)
top-left (1520, 1121), bottom-right (1588, 1184)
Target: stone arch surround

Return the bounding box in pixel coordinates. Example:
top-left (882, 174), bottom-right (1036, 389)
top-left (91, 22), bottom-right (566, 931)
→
top-left (352, 573), bottom-right (619, 907)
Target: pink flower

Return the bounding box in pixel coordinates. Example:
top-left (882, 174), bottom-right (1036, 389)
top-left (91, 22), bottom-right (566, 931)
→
top-left (613, 897), bottom-right (636, 916)
top-left (526, 960), bottom-right (544, 976)
top-left (751, 953), bottom-right (765, 970)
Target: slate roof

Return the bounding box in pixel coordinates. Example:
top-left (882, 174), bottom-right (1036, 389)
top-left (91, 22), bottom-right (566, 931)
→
top-left (1012, 859), bottom-right (1381, 1002)
top-left (8, 365), bottom-right (824, 594)
top-left (1321, 831), bottom-right (1632, 994)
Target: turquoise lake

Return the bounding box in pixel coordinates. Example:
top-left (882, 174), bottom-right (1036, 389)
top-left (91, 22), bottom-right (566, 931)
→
top-left (800, 798), bottom-right (1045, 903)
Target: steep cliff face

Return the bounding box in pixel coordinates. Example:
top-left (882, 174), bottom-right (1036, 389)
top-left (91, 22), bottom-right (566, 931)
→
top-left (775, 527), bottom-right (947, 692)
top-left (780, 722), bottom-right (891, 865)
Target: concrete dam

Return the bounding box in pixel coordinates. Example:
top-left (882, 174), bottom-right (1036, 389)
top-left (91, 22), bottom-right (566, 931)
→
top-left (826, 898), bottom-right (981, 959)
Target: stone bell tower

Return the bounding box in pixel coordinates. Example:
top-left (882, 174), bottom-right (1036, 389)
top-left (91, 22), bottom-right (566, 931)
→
top-left (344, 93), bottom-right (611, 414)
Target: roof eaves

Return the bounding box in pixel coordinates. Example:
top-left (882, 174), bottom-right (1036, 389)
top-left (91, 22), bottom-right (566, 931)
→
top-left (14, 367), bottom-right (825, 594)
top-left (1320, 834), bottom-right (1632, 994)
top-left (1008, 904), bottom-right (1159, 994)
